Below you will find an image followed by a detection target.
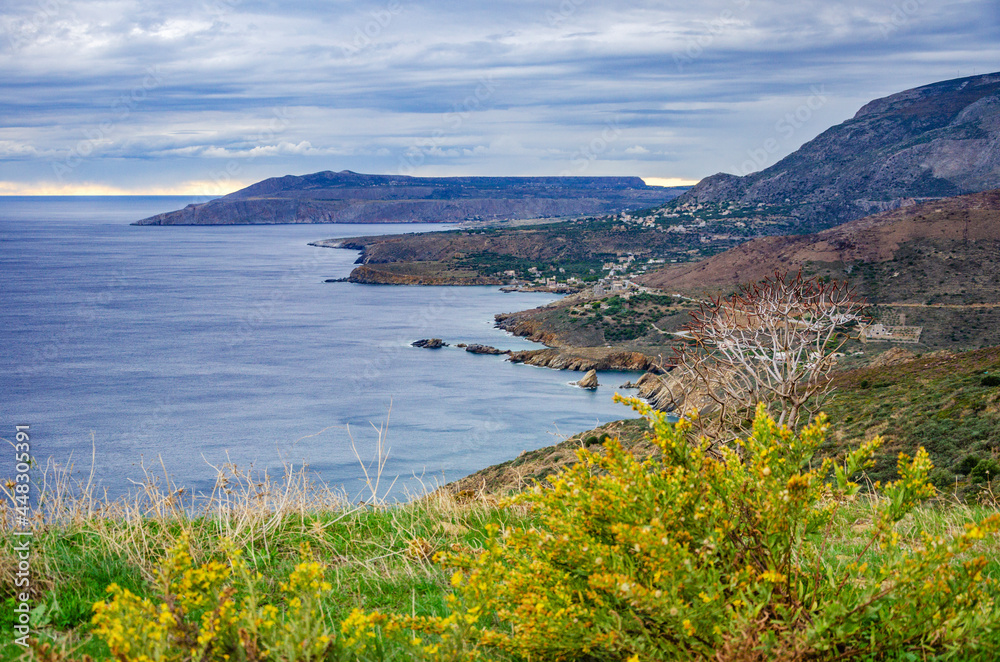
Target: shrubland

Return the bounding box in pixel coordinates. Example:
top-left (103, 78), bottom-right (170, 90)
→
top-left (2, 398), bottom-right (999, 661)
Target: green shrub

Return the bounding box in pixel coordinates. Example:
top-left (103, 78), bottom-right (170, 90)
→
top-left (928, 467), bottom-right (956, 492)
top-left (351, 399), bottom-right (1000, 660)
top-left (957, 454), bottom-right (983, 475)
top-left (982, 374), bottom-right (1000, 387)
top-left (78, 405), bottom-right (1000, 661)
top-left (970, 458), bottom-right (1000, 484)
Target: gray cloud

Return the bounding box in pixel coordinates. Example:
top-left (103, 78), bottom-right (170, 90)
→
top-left (0, 0), bottom-right (997, 191)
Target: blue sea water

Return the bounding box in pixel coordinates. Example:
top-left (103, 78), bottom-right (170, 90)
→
top-left (0, 197), bottom-right (640, 500)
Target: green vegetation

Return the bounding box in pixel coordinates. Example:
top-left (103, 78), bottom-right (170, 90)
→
top-left (3, 400), bottom-right (999, 661)
top-left (449, 251), bottom-right (603, 282)
top-left (631, 199), bottom-right (806, 236)
top-left (363, 400), bottom-right (997, 660)
top-left (554, 292), bottom-right (693, 347)
top-left (339, 205), bottom-right (776, 287)
top-left (822, 347), bottom-right (1000, 491)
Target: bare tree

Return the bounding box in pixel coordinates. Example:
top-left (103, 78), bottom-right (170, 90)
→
top-left (660, 270), bottom-right (868, 445)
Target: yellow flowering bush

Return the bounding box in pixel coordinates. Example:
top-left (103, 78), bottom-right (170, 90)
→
top-left (91, 536), bottom-right (343, 661)
top-left (348, 399), bottom-right (1000, 661)
top-left (92, 534), bottom-right (242, 661)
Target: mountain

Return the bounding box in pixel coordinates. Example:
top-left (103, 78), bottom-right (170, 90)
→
top-left (639, 189), bottom-right (1000, 349)
top-left (677, 72), bottom-right (1000, 231)
top-left (132, 171), bottom-right (682, 225)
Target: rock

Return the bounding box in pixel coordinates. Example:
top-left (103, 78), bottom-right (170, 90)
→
top-left (632, 370), bottom-right (719, 415)
top-left (456, 343), bottom-right (468, 348)
top-left (574, 369), bottom-right (599, 389)
top-left (465, 344), bottom-right (507, 355)
top-left (412, 338), bottom-right (448, 349)
top-left (620, 380), bottom-right (639, 388)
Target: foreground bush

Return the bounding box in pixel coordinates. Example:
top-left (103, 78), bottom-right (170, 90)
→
top-left (89, 535), bottom-right (347, 661)
top-left (351, 400), bottom-right (1000, 660)
top-left (69, 402), bottom-right (1000, 660)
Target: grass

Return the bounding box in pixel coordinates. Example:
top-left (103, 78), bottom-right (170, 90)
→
top-left (0, 456), bottom-right (534, 660)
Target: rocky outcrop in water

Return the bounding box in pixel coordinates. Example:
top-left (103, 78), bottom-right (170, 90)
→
top-left (574, 369), bottom-right (599, 389)
top-left (465, 344), bottom-right (507, 355)
top-left (412, 338), bottom-right (447, 349)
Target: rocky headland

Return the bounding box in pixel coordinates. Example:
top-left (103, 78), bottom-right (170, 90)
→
top-left (347, 264), bottom-right (503, 286)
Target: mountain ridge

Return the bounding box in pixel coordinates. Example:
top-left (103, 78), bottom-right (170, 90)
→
top-left (676, 72), bottom-right (1000, 231)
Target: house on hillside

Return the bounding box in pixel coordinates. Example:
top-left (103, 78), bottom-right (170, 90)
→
top-left (860, 323), bottom-right (923, 344)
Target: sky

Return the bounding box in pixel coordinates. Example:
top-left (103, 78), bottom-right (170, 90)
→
top-left (1, 0), bottom-right (998, 195)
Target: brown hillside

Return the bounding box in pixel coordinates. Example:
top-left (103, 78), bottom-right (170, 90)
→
top-left (638, 189), bottom-right (1000, 297)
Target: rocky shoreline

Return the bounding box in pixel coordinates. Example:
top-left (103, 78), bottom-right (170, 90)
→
top-left (347, 265), bottom-right (503, 286)
top-left (321, 240), bottom-right (671, 382)
top-left (507, 347), bottom-right (663, 372)
top-left (493, 312), bottom-right (561, 346)
top-left (411, 336), bottom-right (663, 374)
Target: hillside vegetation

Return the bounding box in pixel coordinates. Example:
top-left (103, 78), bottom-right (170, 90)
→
top-left (823, 346), bottom-right (1000, 490)
top-left (444, 345), bottom-right (1000, 503)
top-left (313, 215), bottom-right (742, 286)
top-left (640, 189), bottom-right (1000, 302)
top-left (634, 189), bottom-right (1000, 351)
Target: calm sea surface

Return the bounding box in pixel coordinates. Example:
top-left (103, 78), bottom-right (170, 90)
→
top-left (0, 197), bottom-right (639, 500)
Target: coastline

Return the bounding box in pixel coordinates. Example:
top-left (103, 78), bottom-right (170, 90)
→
top-left (315, 238), bottom-right (670, 375)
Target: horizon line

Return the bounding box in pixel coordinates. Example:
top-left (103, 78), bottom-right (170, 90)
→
top-left (0, 175), bottom-right (701, 197)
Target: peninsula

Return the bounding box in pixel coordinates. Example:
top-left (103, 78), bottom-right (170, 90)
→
top-left (132, 171), bottom-right (683, 226)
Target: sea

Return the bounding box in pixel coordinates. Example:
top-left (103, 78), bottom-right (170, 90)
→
top-left (0, 196), bottom-right (641, 502)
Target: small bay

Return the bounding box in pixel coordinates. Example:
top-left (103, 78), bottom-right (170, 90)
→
top-left (0, 197), bottom-right (639, 500)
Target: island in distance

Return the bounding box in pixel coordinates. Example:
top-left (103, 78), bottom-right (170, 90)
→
top-left (132, 171), bottom-right (685, 226)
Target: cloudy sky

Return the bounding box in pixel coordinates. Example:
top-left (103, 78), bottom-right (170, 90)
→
top-left (1, 0), bottom-right (998, 195)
